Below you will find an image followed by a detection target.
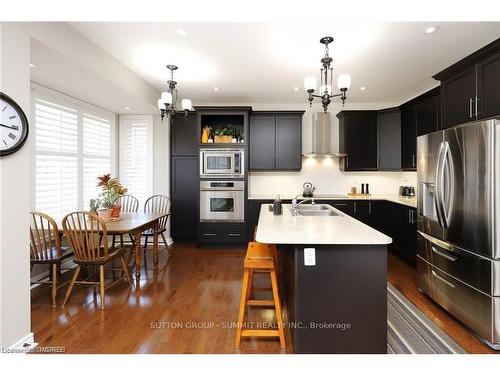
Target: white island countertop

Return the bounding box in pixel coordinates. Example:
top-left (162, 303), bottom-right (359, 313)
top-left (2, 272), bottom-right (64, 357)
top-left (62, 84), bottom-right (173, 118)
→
top-left (255, 204), bottom-right (393, 245)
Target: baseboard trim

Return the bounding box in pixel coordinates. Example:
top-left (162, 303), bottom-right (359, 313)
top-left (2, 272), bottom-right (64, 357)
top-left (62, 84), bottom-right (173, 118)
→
top-left (7, 332), bottom-right (37, 353)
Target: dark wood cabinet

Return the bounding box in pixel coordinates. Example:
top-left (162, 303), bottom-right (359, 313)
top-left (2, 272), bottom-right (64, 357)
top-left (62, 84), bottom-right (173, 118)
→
top-left (434, 38), bottom-right (500, 128)
top-left (377, 108), bottom-right (401, 170)
top-left (387, 203), bottom-right (417, 265)
top-left (400, 104), bottom-right (417, 170)
top-left (170, 156), bottom-right (198, 240)
top-left (249, 111), bottom-right (303, 171)
top-left (477, 50), bottom-right (500, 119)
top-left (171, 112), bottom-right (198, 156)
top-left (338, 111), bottom-right (378, 171)
top-left (275, 115), bottom-right (302, 170)
top-left (440, 67), bottom-right (476, 129)
top-left (400, 87), bottom-right (440, 171)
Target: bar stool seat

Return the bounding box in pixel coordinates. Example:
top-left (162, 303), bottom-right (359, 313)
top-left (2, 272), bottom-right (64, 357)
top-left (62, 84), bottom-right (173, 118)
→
top-left (235, 242), bottom-right (285, 349)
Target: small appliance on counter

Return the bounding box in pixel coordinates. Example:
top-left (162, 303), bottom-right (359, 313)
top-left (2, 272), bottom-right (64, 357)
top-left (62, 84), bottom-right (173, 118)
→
top-left (399, 185), bottom-right (415, 197)
top-left (302, 182), bottom-right (316, 197)
top-left (273, 195), bottom-right (283, 216)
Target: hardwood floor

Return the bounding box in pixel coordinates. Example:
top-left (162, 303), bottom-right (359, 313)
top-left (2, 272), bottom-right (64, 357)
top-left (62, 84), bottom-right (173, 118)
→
top-left (387, 251), bottom-right (496, 354)
top-left (31, 242), bottom-right (292, 354)
top-left (31, 242), bottom-right (496, 354)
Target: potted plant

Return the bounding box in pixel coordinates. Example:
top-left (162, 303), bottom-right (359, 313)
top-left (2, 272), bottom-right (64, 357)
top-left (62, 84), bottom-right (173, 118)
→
top-left (213, 126), bottom-right (235, 143)
top-left (91, 174), bottom-right (128, 219)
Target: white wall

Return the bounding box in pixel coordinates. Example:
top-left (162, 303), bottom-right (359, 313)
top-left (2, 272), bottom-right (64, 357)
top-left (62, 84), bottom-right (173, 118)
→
top-left (243, 101), bottom-right (417, 197)
top-left (0, 22), bottom-right (33, 348)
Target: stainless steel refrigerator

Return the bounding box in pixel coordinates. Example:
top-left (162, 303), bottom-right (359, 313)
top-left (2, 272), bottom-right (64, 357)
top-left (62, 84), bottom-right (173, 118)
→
top-left (416, 118), bottom-right (500, 350)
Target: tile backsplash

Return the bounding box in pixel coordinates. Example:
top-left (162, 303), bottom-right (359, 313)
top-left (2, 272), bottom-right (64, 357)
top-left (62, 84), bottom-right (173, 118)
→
top-left (248, 157), bottom-right (417, 196)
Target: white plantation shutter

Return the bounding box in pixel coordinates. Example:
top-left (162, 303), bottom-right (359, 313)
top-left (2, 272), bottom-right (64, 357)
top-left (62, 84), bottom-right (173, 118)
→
top-left (119, 116), bottom-right (153, 206)
top-left (34, 99), bottom-right (79, 219)
top-left (83, 114), bottom-right (112, 209)
top-left (33, 87), bottom-right (116, 218)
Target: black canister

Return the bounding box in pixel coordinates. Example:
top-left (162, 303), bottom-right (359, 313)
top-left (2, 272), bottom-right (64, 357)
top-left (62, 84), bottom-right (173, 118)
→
top-left (273, 195), bottom-right (282, 215)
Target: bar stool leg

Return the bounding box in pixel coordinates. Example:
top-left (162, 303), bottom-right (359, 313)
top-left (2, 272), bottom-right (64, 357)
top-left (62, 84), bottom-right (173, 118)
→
top-left (235, 268), bottom-right (250, 348)
top-left (270, 269), bottom-right (286, 349)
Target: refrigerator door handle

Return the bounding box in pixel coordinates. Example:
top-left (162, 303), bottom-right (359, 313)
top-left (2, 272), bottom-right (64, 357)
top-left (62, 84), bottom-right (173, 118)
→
top-left (442, 142), bottom-right (454, 226)
top-left (435, 142), bottom-right (447, 228)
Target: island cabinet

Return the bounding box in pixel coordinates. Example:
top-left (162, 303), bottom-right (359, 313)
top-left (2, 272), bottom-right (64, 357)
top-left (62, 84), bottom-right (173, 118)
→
top-left (434, 38), bottom-right (500, 129)
top-left (170, 113), bottom-right (198, 240)
top-left (337, 110), bottom-right (378, 171)
top-left (249, 111), bottom-right (304, 171)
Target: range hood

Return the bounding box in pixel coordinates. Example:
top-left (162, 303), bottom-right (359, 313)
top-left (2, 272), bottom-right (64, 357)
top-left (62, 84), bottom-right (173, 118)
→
top-left (303, 112), bottom-right (346, 158)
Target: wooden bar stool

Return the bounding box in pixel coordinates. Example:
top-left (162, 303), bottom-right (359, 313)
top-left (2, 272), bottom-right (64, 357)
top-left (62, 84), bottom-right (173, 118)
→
top-left (235, 242), bottom-right (285, 349)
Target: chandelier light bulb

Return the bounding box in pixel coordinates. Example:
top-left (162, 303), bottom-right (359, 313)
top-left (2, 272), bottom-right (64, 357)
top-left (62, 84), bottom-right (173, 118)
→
top-left (161, 91), bottom-right (173, 105)
top-left (182, 99), bottom-right (192, 110)
top-left (157, 99), bottom-right (164, 109)
top-left (337, 74), bottom-right (351, 90)
top-left (304, 76), bottom-right (317, 91)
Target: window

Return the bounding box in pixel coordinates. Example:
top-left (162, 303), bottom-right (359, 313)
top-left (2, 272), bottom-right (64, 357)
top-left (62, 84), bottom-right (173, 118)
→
top-left (119, 115), bottom-right (153, 206)
top-left (32, 86), bottom-right (116, 219)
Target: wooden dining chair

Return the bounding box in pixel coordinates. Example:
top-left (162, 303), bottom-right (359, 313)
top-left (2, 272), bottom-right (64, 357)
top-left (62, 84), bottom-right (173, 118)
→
top-left (111, 194), bottom-right (139, 248)
top-left (62, 211), bottom-right (132, 309)
top-left (143, 195), bottom-right (171, 252)
top-left (30, 212), bottom-right (74, 308)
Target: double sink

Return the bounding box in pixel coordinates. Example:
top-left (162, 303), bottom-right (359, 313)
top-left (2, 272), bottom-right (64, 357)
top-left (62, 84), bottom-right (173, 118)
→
top-left (290, 204), bottom-right (339, 217)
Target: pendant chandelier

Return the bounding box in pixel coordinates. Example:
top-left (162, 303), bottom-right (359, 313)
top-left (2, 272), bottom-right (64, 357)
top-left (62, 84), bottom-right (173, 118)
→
top-left (304, 37), bottom-right (351, 112)
top-left (157, 65), bottom-right (192, 121)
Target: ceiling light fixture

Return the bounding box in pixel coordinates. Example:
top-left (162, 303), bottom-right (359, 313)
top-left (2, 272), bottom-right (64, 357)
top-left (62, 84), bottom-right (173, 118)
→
top-left (294, 87), bottom-right (300, 92)
top-left (360, 86), bottom-right (366, 91)
top-left (304, 37), bottom-right (351, 112)
top-left (124, 106), bottom-right (131, 110)
top-left (424, 26), bottom-right (439, 34)
top-left (214, 87), bottom-right (220, 92)
top-left (29, 63), bottom-right (36, 68)
top-left (157, 65), bottom-right (192, 121)
top-left (174, 28), bottom-right (187, 37)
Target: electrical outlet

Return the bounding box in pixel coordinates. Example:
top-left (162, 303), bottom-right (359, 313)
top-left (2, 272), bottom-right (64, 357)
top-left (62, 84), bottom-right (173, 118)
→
top-left (304, 248), bottom-right (316, 266)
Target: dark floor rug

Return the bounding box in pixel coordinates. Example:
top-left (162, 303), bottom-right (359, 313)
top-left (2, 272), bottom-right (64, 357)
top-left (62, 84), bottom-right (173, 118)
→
top-left (387, 283), bottom-right (465, 354)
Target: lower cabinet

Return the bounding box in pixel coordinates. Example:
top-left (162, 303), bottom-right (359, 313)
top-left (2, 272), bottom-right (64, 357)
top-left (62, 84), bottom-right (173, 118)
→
top-left (386, 202), bottom-right (417, 265)
top-left (198, 223), bottom-right (247, 244)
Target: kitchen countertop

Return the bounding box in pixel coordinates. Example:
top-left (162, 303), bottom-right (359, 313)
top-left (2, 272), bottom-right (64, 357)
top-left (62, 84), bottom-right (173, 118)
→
top-left (248, 194), bottom-right (417, 208)
top-left (255, 204), bottom-right (393, 245)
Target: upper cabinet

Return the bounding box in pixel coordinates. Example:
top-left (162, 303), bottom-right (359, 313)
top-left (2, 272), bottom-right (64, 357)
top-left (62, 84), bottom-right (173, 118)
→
top-left (249, 111), bottom-right (303, 171)
top-left (434, 38), bottom-right (500, 129)
top-left (377, 108), bottom-right (401, 171)
top-left (171, 112), bottom-right (198, 156)
top-left (400, 87), bottom-right (440, 170)
top-left (338, 110), bottom-right (378, 171)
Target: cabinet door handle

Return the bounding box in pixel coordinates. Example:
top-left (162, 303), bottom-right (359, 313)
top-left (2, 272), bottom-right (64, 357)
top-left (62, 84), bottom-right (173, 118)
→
top-left (432, 270), bottom-right (456, 288)
top-left (354, 201), bottom-right (357, 214)
top-left (334, 203), bottom-right (347, 206)
top-left (469, 98), bottom-right (473, 118)
top-left (203, 233), bottom-right (216, 236)
top-left (408, 209), bottom-right (412, 223)
top-left (475, 96), bottom-right (480, 117)
top-left (368, 202), bottom-right (372, 214)
top-left (412, 154), bottom-right (416, 168)
top-left (228, 233), bottom-right (241, 237)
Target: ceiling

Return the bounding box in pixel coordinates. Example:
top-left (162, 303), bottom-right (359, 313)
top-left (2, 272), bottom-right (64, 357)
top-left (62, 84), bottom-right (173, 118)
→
top-left (68, 22), bottom-right (500, 106)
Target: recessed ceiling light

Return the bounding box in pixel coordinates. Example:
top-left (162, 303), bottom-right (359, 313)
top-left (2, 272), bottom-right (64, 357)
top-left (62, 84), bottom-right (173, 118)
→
top-left (294, 87), bottom-right (300, 92)
top-left (214, 87), bottom-right (220, 92)
top-left (29, 63), bottom-right (36, 68)
top-left (174, 28), bottom-right (187, 37)
top-left (424, 26), bottom-right (439, 34)
top-left (360, 86), bottom-right (366, 91)
top-left (124, 106), bottom-right (131, 110)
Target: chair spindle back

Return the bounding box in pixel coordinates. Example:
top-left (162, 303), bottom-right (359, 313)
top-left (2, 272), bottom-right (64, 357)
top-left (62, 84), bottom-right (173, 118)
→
top-left (144, 195), bottom-right (171, 231)
top-left (30, 212), bottom-right (61, 261)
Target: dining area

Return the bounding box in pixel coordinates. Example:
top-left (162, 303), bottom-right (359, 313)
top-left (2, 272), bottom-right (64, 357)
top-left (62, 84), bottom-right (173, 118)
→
top-left (29, 190), bottom-right (171, 310)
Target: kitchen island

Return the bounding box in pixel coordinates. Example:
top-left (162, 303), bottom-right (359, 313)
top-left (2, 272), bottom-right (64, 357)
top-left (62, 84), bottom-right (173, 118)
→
top-left (255, 203), bottom-right (392, 354)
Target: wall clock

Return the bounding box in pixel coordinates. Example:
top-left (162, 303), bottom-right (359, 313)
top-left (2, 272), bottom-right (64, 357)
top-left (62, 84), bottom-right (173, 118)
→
top-left (0, 92), bottom-right (29, 156)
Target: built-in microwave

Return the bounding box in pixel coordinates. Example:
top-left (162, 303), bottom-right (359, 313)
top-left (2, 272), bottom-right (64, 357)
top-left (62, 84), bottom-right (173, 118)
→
top-left (200, 148), bottom-right (244, 178)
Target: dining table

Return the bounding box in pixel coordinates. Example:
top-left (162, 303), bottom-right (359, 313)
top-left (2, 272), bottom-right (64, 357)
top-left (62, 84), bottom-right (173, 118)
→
top-left (56, 212), bottom-right (169, 285)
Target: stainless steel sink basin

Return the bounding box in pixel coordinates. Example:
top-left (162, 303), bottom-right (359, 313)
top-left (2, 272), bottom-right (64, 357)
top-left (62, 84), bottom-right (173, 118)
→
top-left (291, 204), bottom-right (339, 216)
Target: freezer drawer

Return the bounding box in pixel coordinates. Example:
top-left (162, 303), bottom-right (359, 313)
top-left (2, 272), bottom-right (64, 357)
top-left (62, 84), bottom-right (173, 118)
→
top-left (417, 231), bottom-right (500, 296)
top-left (417, 256), bottom-right (500, 348)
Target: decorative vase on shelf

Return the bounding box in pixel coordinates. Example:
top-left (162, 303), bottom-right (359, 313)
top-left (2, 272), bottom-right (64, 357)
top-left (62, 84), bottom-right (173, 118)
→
top-left (201, 126), bottom-right (210, 143)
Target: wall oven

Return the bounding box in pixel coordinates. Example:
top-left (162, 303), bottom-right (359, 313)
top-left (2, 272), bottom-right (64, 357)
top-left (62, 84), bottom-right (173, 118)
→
top-left (200, 148), bottom-right (244, 178)
top-left (200, 180), bottom-right (245, 222)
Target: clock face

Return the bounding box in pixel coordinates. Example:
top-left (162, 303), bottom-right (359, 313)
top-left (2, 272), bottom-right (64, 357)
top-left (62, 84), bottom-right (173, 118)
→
top-left (0, 93), bottom-right (29, 156)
